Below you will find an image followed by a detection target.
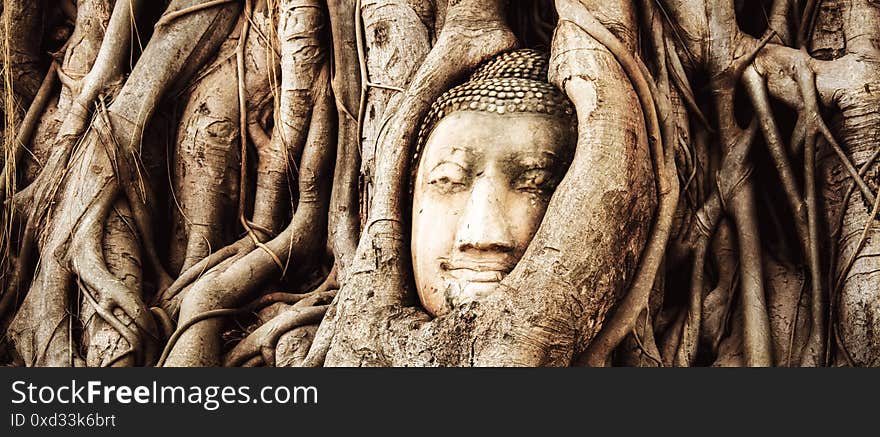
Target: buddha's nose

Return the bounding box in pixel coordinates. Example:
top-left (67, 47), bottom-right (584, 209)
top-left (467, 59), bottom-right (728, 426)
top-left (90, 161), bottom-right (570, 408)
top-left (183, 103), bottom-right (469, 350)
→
top-left (453, 176), bottom-right (516, 253)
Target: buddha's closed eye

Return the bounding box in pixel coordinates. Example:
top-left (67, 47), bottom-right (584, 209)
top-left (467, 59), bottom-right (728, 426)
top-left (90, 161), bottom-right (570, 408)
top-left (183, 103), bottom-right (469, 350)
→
top-left (514, 168), bottom-right (556, 194)
top-left (428, 162), bottom-right (469, 193)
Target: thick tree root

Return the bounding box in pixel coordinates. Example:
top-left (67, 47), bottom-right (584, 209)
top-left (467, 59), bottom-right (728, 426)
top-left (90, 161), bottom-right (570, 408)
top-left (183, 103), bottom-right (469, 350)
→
top-left (163, 70), bottom-right (335, 366)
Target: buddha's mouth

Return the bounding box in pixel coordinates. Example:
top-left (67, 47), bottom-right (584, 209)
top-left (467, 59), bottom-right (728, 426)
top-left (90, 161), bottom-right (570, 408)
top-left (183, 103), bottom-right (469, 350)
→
top-left (440, 260), bottom-right (514, 283)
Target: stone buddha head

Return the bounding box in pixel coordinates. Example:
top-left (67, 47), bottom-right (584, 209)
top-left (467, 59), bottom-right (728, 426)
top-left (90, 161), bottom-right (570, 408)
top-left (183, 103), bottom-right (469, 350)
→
top-left (411, 49), bottom-right (577, 317)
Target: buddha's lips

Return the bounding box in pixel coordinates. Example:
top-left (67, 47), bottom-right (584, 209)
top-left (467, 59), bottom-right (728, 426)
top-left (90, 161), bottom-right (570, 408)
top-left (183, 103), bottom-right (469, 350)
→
top-left (440, 260), bottom-right (514, 282)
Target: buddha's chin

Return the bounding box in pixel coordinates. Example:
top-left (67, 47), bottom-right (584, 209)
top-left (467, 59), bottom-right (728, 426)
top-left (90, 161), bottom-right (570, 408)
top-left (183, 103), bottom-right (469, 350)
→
top-left (445, 280), bottom-right (502, 308)
top-left (418, 278), bottom-right (505, 317)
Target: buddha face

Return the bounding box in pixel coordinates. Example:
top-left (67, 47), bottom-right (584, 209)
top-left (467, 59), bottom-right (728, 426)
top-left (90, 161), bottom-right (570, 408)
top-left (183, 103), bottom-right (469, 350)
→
top-left (411, 110), bottom-right (576, 316)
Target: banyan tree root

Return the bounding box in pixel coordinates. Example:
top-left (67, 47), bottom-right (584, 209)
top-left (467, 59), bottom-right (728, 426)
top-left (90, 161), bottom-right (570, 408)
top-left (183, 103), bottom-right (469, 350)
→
top-left (168, 2), bottom-right (278, 274)
top-left (162, 65), bottom-right (335, 367)
top-left (356, 0), bottom-right (433, 243)
top-left (565, 0), bottom-right (678, 367)
top-left (161, 0), bottom-right (329, 314)
top-left (0, 0), bottom-right (46, 129)
top-left (617, 0), bottom-right (880, 367)
top-left (4, 0), bottom-right (242, 366)
top-left (223, 289), bottom-right (335, 367)
top-left (325, 0), bottom-right (362, 280)
top-left (80, 199), bottom-right (146, 367)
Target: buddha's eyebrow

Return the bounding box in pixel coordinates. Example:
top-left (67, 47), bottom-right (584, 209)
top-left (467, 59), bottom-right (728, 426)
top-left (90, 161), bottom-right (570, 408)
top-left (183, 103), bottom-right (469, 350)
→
top-left (429, 146), bottom-right (477, 169)
top-left (504, 151), bottom-right (560, 169)
top-left (448, 146), bottom-right (477, 157)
